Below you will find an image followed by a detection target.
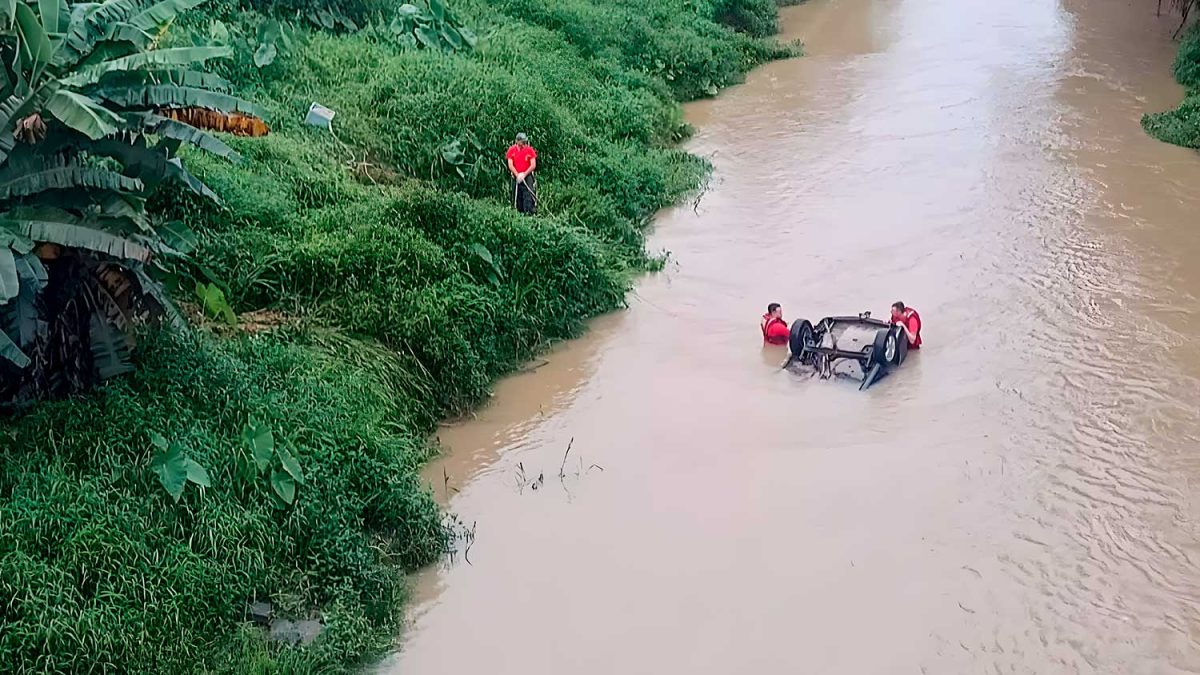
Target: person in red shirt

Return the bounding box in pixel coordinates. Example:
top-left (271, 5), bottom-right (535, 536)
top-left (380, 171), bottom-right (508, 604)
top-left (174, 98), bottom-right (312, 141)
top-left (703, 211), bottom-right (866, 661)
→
top-left (890, 301), bottom-right (922, 349)
top-left (761, 303), bottom-right (790, 346)
top-left (506, 132), bottom-right (538, 215)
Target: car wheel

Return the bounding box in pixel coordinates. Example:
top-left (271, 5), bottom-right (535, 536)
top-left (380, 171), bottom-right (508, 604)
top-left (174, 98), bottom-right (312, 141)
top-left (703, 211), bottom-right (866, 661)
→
top-left (890, 326), bottom-right (908, 366)
top-left (789, 319), bottom-right (815, 363)
top-left (871, 328), bottom-right (898, 367)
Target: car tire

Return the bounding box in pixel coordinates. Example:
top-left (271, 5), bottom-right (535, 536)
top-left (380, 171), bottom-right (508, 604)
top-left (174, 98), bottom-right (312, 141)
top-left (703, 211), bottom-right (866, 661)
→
top-left (789, 319), bottom-right (815, 363)
top-left (891, 326), bottom-right (908, 366)
top-left (871, 328), bottom-right (898, 367)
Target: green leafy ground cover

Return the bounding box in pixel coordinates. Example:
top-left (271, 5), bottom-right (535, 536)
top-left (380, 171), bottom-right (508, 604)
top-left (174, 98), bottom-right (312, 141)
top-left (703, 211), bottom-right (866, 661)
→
top-left (1144, 23), bottom-right (1200, 147)
top-left (0, 0), bottom-right (795, 672)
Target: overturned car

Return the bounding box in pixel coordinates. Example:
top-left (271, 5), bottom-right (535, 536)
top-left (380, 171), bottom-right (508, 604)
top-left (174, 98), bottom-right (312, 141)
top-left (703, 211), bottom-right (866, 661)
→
top-left (783, 311), bottom-right (908, 390)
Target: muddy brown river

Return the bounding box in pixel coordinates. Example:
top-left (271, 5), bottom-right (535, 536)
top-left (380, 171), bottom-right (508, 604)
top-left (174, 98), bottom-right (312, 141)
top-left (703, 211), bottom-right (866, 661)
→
top-left (380, 0), bottom-right (1200, 672)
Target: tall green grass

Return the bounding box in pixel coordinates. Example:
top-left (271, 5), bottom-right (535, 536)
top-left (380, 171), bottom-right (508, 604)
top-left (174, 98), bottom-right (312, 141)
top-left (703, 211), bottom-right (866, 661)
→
top-left (1143, 24), bottom-right (1200, 147)
top-left (1, 0), bottom-right (794, 671)
top-left (1, 332), bottom-right (445, 673)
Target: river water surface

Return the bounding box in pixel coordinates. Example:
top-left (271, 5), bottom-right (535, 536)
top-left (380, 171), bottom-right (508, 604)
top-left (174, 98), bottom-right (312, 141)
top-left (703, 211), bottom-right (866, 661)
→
top-left (382, 0), bottom-right (1200, 672)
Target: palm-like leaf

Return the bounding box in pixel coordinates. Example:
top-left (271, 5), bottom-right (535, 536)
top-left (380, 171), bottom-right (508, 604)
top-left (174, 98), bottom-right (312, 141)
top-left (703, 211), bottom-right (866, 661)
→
top-left (135, 112), bottom-right (241, 161)
top-left (0, 157), bottom-right (144, 200)
top-left (0, 0), bottom-right (17, 29)
top-left (36, 0), bottom-right (65, 34)
top-left (59, 0), bottom-right (207, 66)
top-left (4, 252), bottom-right (47, 347)
top-left (46, 88), bottom-right (123, 138)
top-left (93, 190), bottom-right (151, 231)
top-left (88, 82), bottom-right (268, 118)
top-left (0, 245), bottom-right (18, 302)
top-left (0, 88), bottom-right (49, 166)
top-left (88, 307), bottom-right (132, 378)
top-left (126, 0), bottom-right (205, 31)
top-left (0, 223), bottom-right (35, 253)
top-left (0, 322), bottom-right (31, 367)
top-left (99, 68), bottom-right (233, 93)
top-left (86, 137), bottom-right (221, 203)
top-left (0, 209), bottom-right (155, 260)
top-left (62, 45), bottom-right (234, 86)
top-left (105, 22), bottom-right (152, 48)
top-left (0, 0), bottom-right (258, 381)
top-left (132, 265), bottom-right (185, 329)
top-left (61, 0), bottom-right (159, 62)
top-left (15, 2), bottom-right (54, 68)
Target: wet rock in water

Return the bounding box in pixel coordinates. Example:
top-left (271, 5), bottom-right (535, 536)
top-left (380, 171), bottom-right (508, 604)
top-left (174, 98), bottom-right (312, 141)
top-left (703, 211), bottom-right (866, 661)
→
top-left (269, 618), bottom-right (324, 646)
top-left (246, 600), bottom-right (272, 626)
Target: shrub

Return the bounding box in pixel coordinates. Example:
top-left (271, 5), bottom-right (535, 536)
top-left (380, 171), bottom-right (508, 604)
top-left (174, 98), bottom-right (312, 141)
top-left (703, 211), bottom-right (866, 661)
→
top-left (0, 331), bottom-right (445, 673)
top-left (1144, 25), bottom-right (1200, 148)
top-left (714, 0), bottom-right (781, 37)
top-left (1173, 23), bottom-right (1200, 89)
top-left (2, 0), bottom-right (792, 670)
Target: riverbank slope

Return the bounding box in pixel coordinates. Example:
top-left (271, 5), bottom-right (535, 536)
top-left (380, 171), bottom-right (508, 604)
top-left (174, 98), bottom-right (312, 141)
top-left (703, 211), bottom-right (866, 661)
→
top-left (0, 0), bottom-right (794, 672)
top-left (1144, 23), bottom-right (1200, 146)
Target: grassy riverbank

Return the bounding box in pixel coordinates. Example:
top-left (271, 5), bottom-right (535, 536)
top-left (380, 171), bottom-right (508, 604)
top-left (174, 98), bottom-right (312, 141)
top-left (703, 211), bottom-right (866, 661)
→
top-left (0, 0), bottom-right (794, 672)
top-left (1143, 24), bottom-right (1200, 147)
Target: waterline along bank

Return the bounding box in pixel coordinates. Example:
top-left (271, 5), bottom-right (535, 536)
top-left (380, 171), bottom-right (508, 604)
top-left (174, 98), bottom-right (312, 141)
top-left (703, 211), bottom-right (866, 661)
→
top-left (0, 0), bottom-right (795, 672)
top-left (385, 0), bottom-right (1200, 672)
top-left (1143, 20), bottom-right (1200, 147)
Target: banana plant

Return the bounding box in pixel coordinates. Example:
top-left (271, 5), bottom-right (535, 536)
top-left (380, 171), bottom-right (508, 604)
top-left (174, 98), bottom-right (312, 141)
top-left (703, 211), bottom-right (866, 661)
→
top-left (0, 0), bottom-right (266, 405)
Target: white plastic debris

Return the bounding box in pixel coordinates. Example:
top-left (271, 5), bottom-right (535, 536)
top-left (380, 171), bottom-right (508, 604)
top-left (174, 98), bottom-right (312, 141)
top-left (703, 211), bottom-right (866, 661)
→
top-left (304, 102), bottom-right (336, 130)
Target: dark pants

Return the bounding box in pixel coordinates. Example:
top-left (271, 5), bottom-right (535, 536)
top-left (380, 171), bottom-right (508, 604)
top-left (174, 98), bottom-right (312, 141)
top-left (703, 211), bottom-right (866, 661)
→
top-left (512, 174), bottom-right (537, 215)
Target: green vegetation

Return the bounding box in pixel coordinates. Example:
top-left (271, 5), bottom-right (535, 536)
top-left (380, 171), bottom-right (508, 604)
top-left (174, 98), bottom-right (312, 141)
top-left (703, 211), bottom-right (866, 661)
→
top-left (2, 331), bottom-right (445, 673)
top-left (0, 0), bottom-right (795, 672)
top-left (0, 0), bottom-right (263, 404)
top-left (1144, 22), bottom-right (1200, 147)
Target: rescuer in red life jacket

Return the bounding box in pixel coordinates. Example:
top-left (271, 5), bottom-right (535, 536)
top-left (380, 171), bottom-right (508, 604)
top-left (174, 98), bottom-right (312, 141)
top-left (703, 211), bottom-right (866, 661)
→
top-left (890, 301), bottom-right (922, 349)
top-left (761, 303), bottom-right (790, 345)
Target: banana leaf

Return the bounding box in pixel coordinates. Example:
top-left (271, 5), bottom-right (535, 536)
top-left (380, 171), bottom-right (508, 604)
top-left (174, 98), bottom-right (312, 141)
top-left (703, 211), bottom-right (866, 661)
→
top-left (45, 89), bottom-right (123, 138)
top-left (155, 219), bottom-right (195, 254)
top-left (0, 161), bottom-right (144, 200)
top-left (86, 138), bottom-right (221, 204)
top-left (0, 0), bottom-right (16, 30)
top-left (135, 113), bottom-right (241, 162)
top-left (87, 82), bottom-right (268, 118)
top-left (0, 83), bottom-right (60, 165)
top-left (93, 191), bottom-right (152, 232)
top-left (0, 222), bottom-right (35, 253)
top-left (0, 209), bottom-right (154, 261)
top-left (61, 45), bottom-right (233, 87)
top-left (60, 0), bottom-right (133, 65)
top-left (15, 2), bottom-right (55, 70)
top-left (59, 0), bottom-right (203, 65)
top-left (0, 246), bottom-right (17, 303)
top-left (0, 323), bottom-right (31, 368)
top-left (105, 22), bottom-right (152, 48)
top-left (88, 305), bottom-right (132, 379)
top-left (132, 265), bottom-right (186, 330)
top-left (99, 68), bottom-right (232, 93)
top-left (38, 0), bottom-right (66, 34)
top-left (5, 252), bottom-right (47, 348)
top-left (127, 0), bottom-right (206, 31)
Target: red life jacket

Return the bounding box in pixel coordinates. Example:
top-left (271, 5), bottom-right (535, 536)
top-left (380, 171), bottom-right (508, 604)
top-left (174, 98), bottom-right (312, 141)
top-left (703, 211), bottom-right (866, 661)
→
top-left (896, 308), bottom-right (922, 348)
top-left (761, 314), bottom-right (789, 345)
